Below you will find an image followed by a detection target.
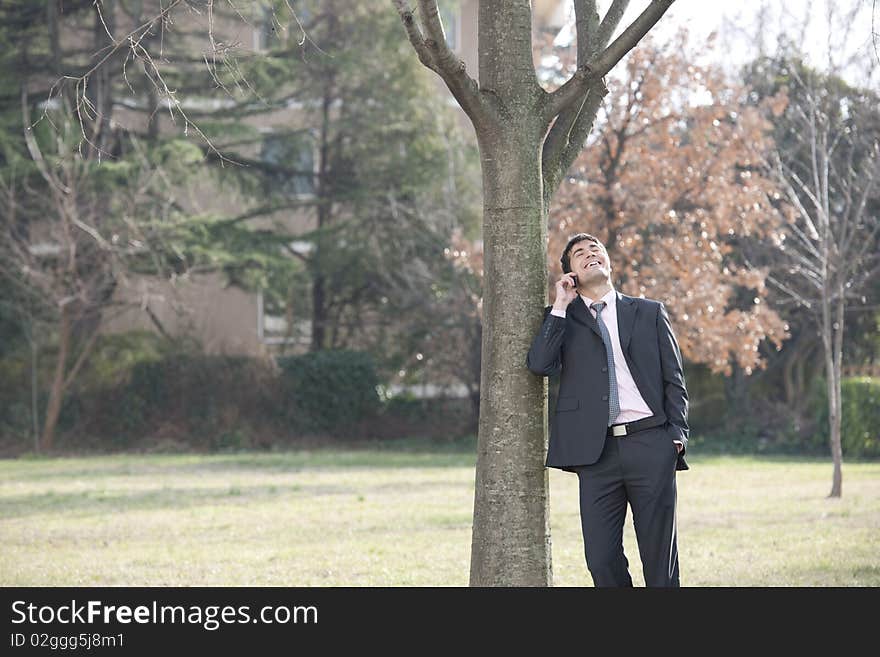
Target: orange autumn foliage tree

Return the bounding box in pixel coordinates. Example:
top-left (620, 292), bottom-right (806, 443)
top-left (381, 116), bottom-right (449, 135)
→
top-left (548, 35), bottom-right (791, 375)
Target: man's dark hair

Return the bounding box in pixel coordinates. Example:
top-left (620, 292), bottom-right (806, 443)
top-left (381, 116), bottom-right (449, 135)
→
top-left (560, 233), bottom-right (605, 273)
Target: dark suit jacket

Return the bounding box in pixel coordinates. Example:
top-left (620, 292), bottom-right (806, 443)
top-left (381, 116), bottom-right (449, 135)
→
top-left (526, 291), bottom-right (689, 473)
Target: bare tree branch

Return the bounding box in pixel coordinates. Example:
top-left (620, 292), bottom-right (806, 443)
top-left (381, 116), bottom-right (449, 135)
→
top-left (542, 81), bottom-right (607, 207)
top-left (541, 1), bottom-right (674, 200)
top-left (874, 0), bottom-right (880, 67)
top-left (839, 144), bottom-right (879, 258)
top-left (545, 0), bottom-right (674, 119)
top-left (391, 0), bottom-right (441, 74)
top-left (392, 1), bottom-right (487, 124)
top-left (578, 1), bottom-right (600, 58)
top-left (597, 0), bottom-right (631, 53)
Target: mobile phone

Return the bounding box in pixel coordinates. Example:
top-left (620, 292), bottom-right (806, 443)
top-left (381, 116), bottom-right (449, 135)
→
top-left (570, 273), bottom-right (579, 286)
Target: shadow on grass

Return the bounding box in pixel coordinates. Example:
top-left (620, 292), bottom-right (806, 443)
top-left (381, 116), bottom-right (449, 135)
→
top-left (0, 474), bottom-right (470, 521)
top-left (0, 435), bottom-right (479, 483)
top-left (777, 562), bottom-right (880, 586)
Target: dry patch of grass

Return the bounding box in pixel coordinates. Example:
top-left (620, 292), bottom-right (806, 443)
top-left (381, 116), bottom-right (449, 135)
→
top-left (1, 447), bottom-right (877, 586)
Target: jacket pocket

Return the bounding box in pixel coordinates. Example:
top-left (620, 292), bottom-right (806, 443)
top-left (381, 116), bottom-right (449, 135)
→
top-left (555, 397), bottom-right (579, 412)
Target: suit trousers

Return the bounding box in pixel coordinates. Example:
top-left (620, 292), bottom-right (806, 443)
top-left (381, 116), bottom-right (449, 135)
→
top-left (573, 426), bottom-right (680, 587)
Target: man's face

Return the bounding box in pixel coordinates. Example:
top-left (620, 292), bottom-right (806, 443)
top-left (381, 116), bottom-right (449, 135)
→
top-left (569, 239), bottom-right (611, 285)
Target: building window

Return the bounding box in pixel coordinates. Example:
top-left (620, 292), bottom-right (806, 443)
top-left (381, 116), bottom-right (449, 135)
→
top-left (260, 131), bottom-right (315, 198)
top-left (257, 243), bottom-right (313, 346)
top-left (257, 288), bottom-right (311, 346)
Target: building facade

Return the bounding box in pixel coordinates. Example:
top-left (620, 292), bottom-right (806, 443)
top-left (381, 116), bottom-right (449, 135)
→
top-left (100, 1), bottom-right (567, 361)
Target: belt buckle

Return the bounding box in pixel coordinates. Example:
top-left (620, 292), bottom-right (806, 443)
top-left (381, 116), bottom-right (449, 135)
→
top-left (612, 424), bottom-right (627, 437)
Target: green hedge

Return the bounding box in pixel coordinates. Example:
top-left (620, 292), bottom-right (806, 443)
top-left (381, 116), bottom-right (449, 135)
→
top-left (0, 330), bottom-right (480, 453)
top-left (276, 350), bottom-right (380, 435)
top-left (0, 331), bottom-right (169, 441)
top-left (813, 377), bottom-right (880, 458)
top-left (85, 352), bottom-right (278, 449)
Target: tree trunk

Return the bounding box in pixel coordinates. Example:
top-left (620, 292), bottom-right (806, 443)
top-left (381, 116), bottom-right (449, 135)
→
top-left (828, 287), bottom-right (845, 498)
top-left (40, 306), bottom-right (70, 452)
top-left (823, 346), bottom-right (842, 498)
top-left (825, 354), bottom-right (843, 497)
top-left (30, 332), bottom-right (40, 452)
top-left (310, 269), bottom-right (327, 351)
top-left (819, 277), bottom-right (841, 498)
top-left (310, 82), bottom-right (334, 352)
top-left (469, 125), bottom-right (552, 586)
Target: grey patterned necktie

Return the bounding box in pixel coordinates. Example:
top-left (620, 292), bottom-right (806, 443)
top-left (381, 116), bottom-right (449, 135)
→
top-left (591, 301), bottom-right (620, 426)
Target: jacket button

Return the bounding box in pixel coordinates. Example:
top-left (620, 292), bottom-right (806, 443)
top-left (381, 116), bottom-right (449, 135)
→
top-left (601, 366), bottom-right (608, 372)
top-left (602, 395), bottom-right (608, 401)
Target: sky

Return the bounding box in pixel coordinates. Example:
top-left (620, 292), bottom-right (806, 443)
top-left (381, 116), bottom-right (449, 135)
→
top-left (556, 0), bottom-right (879, 88)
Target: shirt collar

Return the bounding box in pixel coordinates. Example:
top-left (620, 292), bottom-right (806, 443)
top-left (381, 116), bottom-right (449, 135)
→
top-left (580, 287), bottom-right (616, 310)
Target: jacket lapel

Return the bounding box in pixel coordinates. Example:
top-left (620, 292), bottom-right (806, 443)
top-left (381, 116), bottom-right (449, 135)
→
top-left (616, 292), bottom-right (638, 350)
top-left (616, 292), bottom-right (653, 408)
top-left (568, 295), bottom-right (602, 338)
top-left (568, 290), bottom-right (638, 346)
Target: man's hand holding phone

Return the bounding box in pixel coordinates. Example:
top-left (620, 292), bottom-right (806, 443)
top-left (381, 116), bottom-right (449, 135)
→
top-left (553, 273), bottom-right (579, 311)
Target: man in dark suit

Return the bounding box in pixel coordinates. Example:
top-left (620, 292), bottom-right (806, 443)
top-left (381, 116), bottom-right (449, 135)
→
top-left (526, 233), bottom-right (689, 587)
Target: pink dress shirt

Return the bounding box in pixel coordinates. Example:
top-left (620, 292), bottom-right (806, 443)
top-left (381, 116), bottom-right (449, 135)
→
top-left (550, 288), bottom-right (654, 424)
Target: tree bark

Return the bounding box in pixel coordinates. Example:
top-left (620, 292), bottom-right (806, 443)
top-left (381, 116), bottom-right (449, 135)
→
top-left (40, 306), bottom-right (70, 452)
top-left (828, 283), bottom-right (845, 497)
top-left (470, 124), bottom-right (553, 586)
top-left (30, 331), bottom-right (40, 452)
top-left (310, 79), bottom-right (334, 352)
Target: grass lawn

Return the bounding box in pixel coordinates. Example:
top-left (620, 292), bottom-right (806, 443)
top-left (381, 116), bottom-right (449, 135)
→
top-left (1, 439), bottom-right (877, 586)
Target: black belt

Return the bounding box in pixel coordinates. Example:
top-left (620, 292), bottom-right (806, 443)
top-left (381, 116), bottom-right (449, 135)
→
top-left (607, 415), bottom-right (666, 438)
